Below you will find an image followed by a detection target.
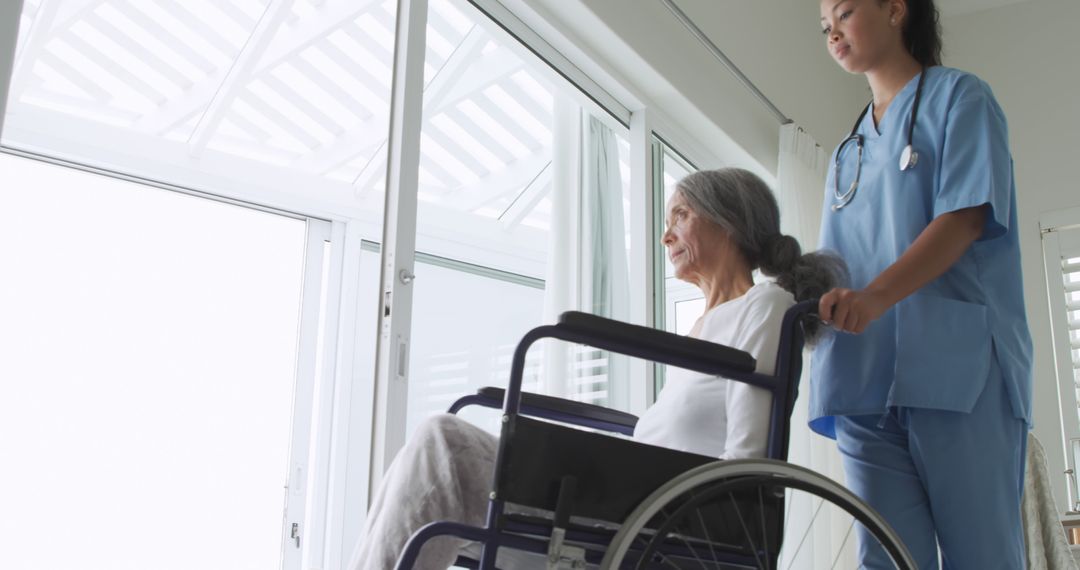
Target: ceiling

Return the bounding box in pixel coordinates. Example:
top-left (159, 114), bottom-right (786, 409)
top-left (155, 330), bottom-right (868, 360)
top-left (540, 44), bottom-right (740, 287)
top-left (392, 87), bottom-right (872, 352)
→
top-left (937, 0), bottom-right (1034, 16)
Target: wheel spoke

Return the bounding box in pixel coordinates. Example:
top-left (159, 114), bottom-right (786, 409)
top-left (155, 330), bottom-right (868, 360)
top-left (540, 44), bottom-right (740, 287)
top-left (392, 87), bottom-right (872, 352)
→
top-left (601, 461), bottom-right (915, 570)
top-left (728, 491), bottom-right (766, 569)
top-left (695, 507), bottom-right (721, 564)
top-left (784, 497), bottom-right (825, 570)
top-left (829, 518), bottom-right (856, 570)
top-left (659, 506), bottom-right (711, 569)
top-left (758, 486), bottom-right (772, 570)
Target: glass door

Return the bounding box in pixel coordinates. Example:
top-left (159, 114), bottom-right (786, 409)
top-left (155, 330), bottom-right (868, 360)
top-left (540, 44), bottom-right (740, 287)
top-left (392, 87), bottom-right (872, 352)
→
top-left (0, 151), bottom-right (327, 570)
top-left (403, 0), bottom-right (635, 439)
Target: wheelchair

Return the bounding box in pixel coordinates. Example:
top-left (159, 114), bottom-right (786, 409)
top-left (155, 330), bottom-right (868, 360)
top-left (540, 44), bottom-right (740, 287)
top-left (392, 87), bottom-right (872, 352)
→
top-left (393, 301), bottom-right (915, 569)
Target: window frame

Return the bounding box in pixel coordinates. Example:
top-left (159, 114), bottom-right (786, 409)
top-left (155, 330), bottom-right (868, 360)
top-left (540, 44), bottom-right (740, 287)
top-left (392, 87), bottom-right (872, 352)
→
top-left (1041, 207), bottom-right (1080, 513)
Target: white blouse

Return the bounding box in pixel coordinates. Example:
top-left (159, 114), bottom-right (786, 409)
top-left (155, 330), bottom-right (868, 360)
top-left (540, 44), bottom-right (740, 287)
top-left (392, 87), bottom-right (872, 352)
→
top-left (632, 281), bottom-right (794, 459)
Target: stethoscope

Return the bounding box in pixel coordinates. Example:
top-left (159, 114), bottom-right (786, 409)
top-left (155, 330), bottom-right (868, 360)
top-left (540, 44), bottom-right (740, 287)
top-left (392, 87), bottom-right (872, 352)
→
top-left (831, 68), bottom-right (926, 212)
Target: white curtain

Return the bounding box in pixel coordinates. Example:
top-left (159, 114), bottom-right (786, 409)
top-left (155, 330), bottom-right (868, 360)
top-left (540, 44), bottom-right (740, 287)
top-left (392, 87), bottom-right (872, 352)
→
top-left (579, 114), bottom-right (630, 410)
top-left (775, 123), bottom-right (858, 569)
top-left (541, 101), bottom-right (629, 407)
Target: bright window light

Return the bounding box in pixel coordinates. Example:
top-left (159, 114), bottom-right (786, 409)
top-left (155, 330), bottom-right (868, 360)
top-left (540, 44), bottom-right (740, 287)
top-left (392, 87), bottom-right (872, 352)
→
top-left (0, 152), bottom-right (307, 570)
top-left (69, 20), bottom-right (179, 103)
top-left (420, 132), bottom-right (480, 186)
top-left (428, 114), bottom-right (504, 173)
top-left (356, 10), bottom-right (394, 53)
top-left (510, 72), bottom-right (554, 115)
top-left (302, 44), bottom-right (385, 115)
top-left (95, 3), bottom-right (205, 84)
top-left (483, 84), bottom-right (552, 144)
top-left (432, 0), bottom-right (473, 36)
top-left (133, 1), bottom-right (234, 64)
top-left (426, 26), bottom-right (455, 61)
top-left (247, 79), bottom-right (334, 145)
top-left (458, 99), bottom-right (531, 159)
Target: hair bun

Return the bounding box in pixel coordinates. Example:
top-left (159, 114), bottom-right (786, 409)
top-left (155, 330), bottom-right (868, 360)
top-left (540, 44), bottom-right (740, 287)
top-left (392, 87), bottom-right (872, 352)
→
top-left (761, 234), bottom-right (801, 275)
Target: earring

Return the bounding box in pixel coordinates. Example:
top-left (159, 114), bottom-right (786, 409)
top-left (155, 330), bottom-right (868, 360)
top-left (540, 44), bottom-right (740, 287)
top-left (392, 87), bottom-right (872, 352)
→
top-left (890, 18), bottom-right (896, 25)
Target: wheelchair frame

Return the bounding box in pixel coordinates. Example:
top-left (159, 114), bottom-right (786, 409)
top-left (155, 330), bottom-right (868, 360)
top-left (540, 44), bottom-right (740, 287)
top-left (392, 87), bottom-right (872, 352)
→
top-left (390, 300), bottom-right (910, 569)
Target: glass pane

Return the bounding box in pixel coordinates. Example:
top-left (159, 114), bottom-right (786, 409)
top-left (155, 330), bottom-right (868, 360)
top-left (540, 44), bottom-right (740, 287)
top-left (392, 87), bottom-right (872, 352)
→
top-left (338, 246), bottom-right (382, 564)
top-left (659, 143), bottom-right (701, 335)
top-left (0, 152), bottom-right (306, 569)
top-left (3, 0), bottom-right (397, 217)
top-left (656, 143), bottom-right (699, 394)
top-left (413, 0), bottom-right (553, 274)
top-left (405, 0), bottom-right (634, 435)
top-left (4, 3), bottom-right (393, 559)
top-left (406, 260), bottom-right (545, 436)
top-left (662, 145), bottom-right (694, 280)
top-left (673, 297), bottom-right (707, 336)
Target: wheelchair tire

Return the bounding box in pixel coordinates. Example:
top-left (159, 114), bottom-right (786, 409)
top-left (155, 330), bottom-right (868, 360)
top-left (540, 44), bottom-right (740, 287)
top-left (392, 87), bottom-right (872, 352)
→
top-left (599, 458), bottom-right (916, 570)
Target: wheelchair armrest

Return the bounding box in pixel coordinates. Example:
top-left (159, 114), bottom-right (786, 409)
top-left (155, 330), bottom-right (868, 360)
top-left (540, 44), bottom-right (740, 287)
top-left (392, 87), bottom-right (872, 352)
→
top-left (556, 311), bottom-right (756, 376)
top-left (448, 386), bottom-right (639, 436)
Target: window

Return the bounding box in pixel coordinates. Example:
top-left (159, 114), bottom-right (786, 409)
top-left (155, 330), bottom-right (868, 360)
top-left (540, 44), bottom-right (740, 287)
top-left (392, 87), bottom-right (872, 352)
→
top-left (402, 0), bottom-right (635, 441)
top-left (0, 0), bottom-right (722, 567)
top-left (407, 257), bottom-right (545, 436)
top-left (659, 140), bottom-right (699, 333)
top-left (4, 3), bottom-right (399, 566)
top-left (653, 140), bottom-right (699, 393)
top-left (0, 152), bottom-right (323, 570)
top-left (1042, 208), bottom-right (1080, 511)
top-left (3, 0), bottom-right (398, 216)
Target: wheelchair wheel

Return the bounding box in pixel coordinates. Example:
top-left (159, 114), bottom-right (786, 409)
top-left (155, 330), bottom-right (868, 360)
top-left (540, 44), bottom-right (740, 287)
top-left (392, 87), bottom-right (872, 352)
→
top-left (599, 459), bottom-right (915, 570)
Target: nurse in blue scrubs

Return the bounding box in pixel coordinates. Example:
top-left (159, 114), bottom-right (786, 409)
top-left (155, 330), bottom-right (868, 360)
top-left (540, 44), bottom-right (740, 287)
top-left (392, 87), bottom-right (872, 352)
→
top-left (813, 0), bottom-right (1033, 568)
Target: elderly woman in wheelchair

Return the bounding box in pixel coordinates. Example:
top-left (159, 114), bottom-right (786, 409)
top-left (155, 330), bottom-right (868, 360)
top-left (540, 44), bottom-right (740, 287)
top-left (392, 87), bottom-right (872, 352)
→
top-left (349, 168), bottom-right (911, 569)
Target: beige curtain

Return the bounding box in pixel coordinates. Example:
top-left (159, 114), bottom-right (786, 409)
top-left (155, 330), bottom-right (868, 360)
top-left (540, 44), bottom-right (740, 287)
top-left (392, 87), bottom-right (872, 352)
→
top-left (1024, 432), bottom-right (1079, 569)
top-left (775, 122), bottom-right (859, 569)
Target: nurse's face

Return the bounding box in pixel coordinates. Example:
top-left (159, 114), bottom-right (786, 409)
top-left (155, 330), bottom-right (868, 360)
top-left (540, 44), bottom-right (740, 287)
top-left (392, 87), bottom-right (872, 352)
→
top-left (820, 0), bottom-right (901, 74)
top-left (661, 191), bottom-right (732, 287)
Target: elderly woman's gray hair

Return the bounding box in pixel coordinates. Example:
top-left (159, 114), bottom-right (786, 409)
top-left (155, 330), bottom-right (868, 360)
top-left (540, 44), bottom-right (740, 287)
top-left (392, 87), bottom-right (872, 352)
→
top-left (675, 168), bottom-right (847, 341)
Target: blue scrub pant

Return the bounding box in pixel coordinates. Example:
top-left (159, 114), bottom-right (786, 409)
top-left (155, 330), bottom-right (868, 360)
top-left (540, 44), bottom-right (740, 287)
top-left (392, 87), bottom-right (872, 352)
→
top-left (834, 361), bottom-right (1027, 569)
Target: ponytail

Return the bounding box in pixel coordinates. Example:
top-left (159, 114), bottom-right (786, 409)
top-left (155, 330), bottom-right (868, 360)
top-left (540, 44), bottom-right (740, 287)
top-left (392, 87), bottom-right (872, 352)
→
top-left (759, 234), bottom-right (848, 342)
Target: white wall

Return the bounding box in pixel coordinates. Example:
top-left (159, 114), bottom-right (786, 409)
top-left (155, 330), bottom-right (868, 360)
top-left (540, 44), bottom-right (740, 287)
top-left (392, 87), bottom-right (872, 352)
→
top-left (658, 0), bottom-right (872, 149)
top-left (511, 0), bottom-right (868, 173)
top-left (943, 0), bottom-right (1080, 514)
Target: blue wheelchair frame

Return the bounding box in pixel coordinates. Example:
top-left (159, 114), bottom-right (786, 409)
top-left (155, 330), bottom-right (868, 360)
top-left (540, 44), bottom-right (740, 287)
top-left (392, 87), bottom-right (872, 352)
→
top-left (392, 300), bottom-right (816, 569)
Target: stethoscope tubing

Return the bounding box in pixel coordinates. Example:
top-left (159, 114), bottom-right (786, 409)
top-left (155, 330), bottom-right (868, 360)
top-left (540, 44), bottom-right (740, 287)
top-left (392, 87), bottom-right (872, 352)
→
top-left (832, 67), bottom-right (927, 212)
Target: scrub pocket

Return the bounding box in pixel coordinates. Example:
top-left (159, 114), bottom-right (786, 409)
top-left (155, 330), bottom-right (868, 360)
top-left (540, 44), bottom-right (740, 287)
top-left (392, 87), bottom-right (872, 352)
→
top-left (890, 293), bottom-right (992, 413)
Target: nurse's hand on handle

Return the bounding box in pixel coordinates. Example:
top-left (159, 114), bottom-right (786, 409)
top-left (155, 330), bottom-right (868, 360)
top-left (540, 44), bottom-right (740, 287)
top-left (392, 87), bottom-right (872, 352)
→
top-left (818, 205), bottom-right (988, 334)
top-left (818, 288), bottom-right (889, 334)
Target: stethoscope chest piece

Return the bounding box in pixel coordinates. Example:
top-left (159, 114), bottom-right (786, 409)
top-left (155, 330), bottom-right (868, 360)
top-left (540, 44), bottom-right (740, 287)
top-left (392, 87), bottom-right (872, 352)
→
top-left (831, 68), bottom-right (928, 211)
top-left (899, 144), bottom-right (918, 171)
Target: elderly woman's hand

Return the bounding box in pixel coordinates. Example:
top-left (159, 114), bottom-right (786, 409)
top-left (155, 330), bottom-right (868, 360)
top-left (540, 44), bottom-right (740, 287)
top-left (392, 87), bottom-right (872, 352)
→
top-left (818, 287), bottom-right (889, 334)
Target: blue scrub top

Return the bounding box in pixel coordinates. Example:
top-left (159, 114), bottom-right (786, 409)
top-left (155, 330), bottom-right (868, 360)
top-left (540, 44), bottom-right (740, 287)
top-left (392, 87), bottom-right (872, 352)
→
top-left (810, 66), bottom-right (1033, 439)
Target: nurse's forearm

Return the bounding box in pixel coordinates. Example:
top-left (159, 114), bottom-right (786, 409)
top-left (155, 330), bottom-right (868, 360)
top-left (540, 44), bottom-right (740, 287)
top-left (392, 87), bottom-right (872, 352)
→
top-left (865, 205), bottom-right (987, 307)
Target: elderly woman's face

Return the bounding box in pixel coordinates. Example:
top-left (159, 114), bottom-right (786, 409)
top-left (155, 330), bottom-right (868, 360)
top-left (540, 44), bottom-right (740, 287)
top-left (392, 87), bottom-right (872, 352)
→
top-left (662, 192), bottom-right (731, 285)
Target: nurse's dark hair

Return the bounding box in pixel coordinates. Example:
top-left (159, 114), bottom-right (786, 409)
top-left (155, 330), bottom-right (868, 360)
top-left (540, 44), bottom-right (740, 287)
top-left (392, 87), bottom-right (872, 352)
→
top-left (896, 0), bottom-right (943, 67)
top-left (675, 168), bottom-right (848, 342)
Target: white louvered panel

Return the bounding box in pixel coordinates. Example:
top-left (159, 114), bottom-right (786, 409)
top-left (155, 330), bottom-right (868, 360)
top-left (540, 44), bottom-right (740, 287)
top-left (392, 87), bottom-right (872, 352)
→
top-left (572, 346), bottom-right (610, 406)
top-left (1062, 256), bottom-right (1080, 399)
